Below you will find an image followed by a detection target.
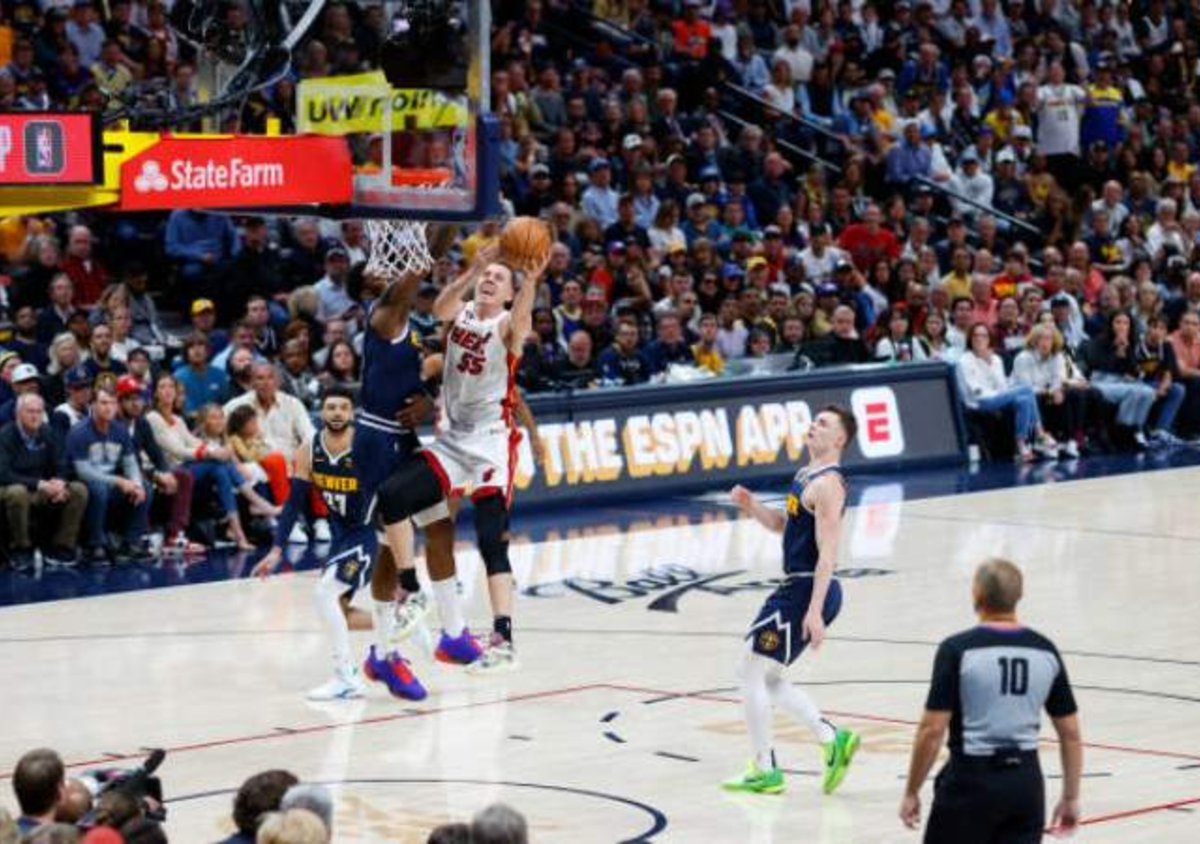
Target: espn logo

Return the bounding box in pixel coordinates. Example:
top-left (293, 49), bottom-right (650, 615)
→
top-left (850, 387), bottom-right (905, 459)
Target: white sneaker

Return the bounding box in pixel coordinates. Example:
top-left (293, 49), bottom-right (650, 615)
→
top-left (466, 639), bottom-right (520, 675)
top-left (288, 523), bottom-right (309, 545)
top-left (392, 591), bottom-right (432, 643)
top-left (1061, 440), bottom-right (1080, 460)
top-left (306, 668), bottom-right (366, 701)
top-left (313, 519), bottom-right (332, 543)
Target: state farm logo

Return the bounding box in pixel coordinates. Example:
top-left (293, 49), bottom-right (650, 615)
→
top-left (850, 387), bottom-right (905, 459)
top-left (130, 156), bottom-right (285, 194)
top-left (133, 160), bottom-right (168, 193)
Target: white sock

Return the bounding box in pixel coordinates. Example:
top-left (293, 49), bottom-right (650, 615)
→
top-left (431, 577), bottom-right (465, 636)
top-left (372, 599), bottom-right (395, 655)
top-left (314, 569), bottom-right (351, 674)
top-left (739, 653), bottom-right (776, 770)
top-left (770, 679), bottom-right (836, 745)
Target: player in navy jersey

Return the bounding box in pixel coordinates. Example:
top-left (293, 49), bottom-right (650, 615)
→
top-left (253, 387), bottom-right (425, 701)
top-left (723, 405), bottom-right (861, 796)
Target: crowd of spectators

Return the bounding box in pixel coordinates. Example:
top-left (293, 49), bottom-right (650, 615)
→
top-left (5, 0), bottom-right (1200, 564)
top-left (2, 749), bottom-right (529, 843)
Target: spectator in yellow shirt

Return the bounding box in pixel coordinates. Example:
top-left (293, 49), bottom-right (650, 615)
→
top-left (983, 93), bottom-right (1026, 145)
top-left (692, 313), bottom-right (725, 375)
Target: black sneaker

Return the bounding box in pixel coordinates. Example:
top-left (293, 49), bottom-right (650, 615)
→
top-left (43, 546), bottom-right (78, 567)
top-left (84, 545), bottom-right (110, 565)
top-left (118, 542), bottom-right (154, 564)
top-left (9, 547), bottom-right (36, 573)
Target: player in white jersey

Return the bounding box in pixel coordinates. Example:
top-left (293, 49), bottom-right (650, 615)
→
top-left (377, 243), bottom-right (548, 673)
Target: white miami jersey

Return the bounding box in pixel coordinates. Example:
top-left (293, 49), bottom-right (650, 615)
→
top-left (442, 301), bottom-right (516, 432)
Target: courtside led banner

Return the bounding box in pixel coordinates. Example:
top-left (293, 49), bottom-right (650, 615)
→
top-left (511, 364), bottom-right (966, 508)
top-left (0, 113), bottom-right (101, 185)
top-left (118, 135), bottom-right (352, 211)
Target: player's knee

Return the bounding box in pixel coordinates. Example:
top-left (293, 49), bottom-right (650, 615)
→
top-left (378, 460), bottom-right (442, 525)
top-left (474, 495), bottom-right (511, 576)
top-left (314, 565), bottom-right (349, 602)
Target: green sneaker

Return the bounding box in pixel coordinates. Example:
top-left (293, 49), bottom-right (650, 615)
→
top-left (822, 728), bottom-right (860, 795)
top-left (721, 762), bottom-right (786, 795)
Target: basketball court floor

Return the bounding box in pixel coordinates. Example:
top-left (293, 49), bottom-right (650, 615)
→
top-left (3, 457), bottom-right (1200, 842)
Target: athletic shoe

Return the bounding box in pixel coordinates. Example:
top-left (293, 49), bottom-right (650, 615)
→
top-left (43, 546), bottom-right (77, 568)
top-left (287, 523), bottom-right (309, 545)
top-left (392, 591), bottom-right (431, 643)
top-left (721, 762), bottom-right (785, 795)
top-left (434, 629), bottom-right (484, 665)
top-left (362, 646), bottom-right (427, 701)
top-left (8, 547), bottom-right (36, 573)
top-left (1060, 440), bottom-right (1080, 460)
top-left (467, 637), bottom-right (519, 674)
top-left (307, 667), bottom-right (367, 701)
top-left (313, 519), bottom-right (332, 543)
top-left (1015, 443), bottom-right (1035, 463)
top-left (822, 727), bottom-right (860, 795)
top-left (84, 545), bottom-right (110, 566)
top-left (1034, 435), bottom-right (1059, 459)
top-left (1150, 429), bottom-right (1183, 448)
top-left (1133, 431), bottom-right (1149, 450)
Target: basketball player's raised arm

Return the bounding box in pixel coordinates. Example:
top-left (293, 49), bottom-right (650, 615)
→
top-left (370, 270), bottom-right (422, 338)
top-left (506, 251), bottom-right (550, 355)
top-left (729, 485), bottom-right (786, 533)
top-left (252, 440), bottom-right (313, 578)
top-left (804, 476), bottom-right (845, 649)
top-left (434, 244), bottom-right (498, 322)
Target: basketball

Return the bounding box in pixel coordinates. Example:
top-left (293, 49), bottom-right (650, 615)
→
top-left (500, 217), bottom-right (553, 268)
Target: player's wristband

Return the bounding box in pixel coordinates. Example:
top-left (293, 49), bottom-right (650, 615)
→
top-left (272, 478), bottom-right (312, 548)
top-left (420, 376), bottom-right (442, 400)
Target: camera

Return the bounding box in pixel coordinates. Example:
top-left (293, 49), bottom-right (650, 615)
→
top-left (79, 748), bottom-right (168, 823)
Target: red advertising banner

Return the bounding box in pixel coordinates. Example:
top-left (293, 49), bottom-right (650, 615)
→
top-left (118, 135), bottom-right (352, 211)
top-left (0, 113), bottom-right (101, 185)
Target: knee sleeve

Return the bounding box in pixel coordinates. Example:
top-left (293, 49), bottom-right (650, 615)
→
top-left (377, 458), bottom-right (444, 526)
top-left (474, 494), bottom-right (511, 576)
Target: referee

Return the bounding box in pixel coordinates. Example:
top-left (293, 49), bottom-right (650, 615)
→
top-left (900, 558), bottom-right (1083, 842)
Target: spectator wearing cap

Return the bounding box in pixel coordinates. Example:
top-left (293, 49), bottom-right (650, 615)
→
top-left (597, 319), bottom-right (651, 386)
top-left (604, 195), bottom-right (651, 253)
top-left (313, 248), bottom-right (355, 324)
top-left (188, 298), bottom-right (230, 357)
top-left (0, 363), bottom-right (40, 427)
top-left (173, 332), bottom-right (230, 418)
top-left (747, 153), bottom-right (794, 231)
top-left (36, 275), bottom-right (77, 346)
top-left (949, 149), bottom-right (994, 221)
top-left (114, 375), bottom-right (200, 555)
top-left (165, 209), bottom-right (240, 300)
top-left (51, 366), bottom-right (93, 442)
top-left (67, 383), bottom-right (152, 564)
top-left (682, 194), bottom-right (721, 245)
top-left (582, 158), bottom-right (620, 229)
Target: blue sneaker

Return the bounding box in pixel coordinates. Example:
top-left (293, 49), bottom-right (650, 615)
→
top-left (362, 646), bottom-right (427, 701)
top-left (435, 629), bottom-right (483, 665)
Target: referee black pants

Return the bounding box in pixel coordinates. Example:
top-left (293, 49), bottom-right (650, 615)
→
top-left (925, 752), bottom-right (1045, 844)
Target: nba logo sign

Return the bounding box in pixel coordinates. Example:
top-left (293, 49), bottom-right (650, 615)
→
top-left (850, 387), bottom-right (905, 458)
top-left (23, 121), bottom-right (64, 175)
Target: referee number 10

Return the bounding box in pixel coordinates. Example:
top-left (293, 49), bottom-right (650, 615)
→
top-left (998, 657), bottom-right (1029, 696)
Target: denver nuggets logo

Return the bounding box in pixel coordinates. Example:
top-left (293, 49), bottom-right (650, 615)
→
top-left (757, 629), bottom-right (781, 652)
top-left (341, 559), bottom-right (361, 580)
top-left (785, 493), bottom-right (800, 517)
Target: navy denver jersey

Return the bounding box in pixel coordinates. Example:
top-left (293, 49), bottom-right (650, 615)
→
top-left (359, 308), bottom-right (425, 434)
top-left (781, 465), bottom-right (845, 575)
top-left (311, 431), bottom-right (366, 539)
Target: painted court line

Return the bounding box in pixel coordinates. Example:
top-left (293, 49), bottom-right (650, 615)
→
top-left (3, 681), bottom-right (1196, 832)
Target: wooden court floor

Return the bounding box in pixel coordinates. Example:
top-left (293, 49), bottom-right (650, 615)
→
top-left (2, 467), bottom-right (1198, 842)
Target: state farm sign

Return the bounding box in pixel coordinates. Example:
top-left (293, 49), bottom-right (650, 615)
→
top-left (119, 135), bottom-right (351, 211)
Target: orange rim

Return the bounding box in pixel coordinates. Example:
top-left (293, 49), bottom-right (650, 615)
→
top-left (391, 167), bottom-right (453, 187)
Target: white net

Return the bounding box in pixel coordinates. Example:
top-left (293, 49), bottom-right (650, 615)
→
top-left (364, 218), bottom-right (434, 280)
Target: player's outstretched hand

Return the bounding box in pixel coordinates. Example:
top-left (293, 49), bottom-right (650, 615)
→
top-left (1049, 797), bottom-right (1079, 837)
top-left (524, 248), bottom-right (552, 279)
top-left (252, 547), bottom-right (283, 580)
top-left (899, 793), bottom-right (921, 830)
top-left (475, 242), bottom-right (501, 269)
top-left (730, 484), bottom-right (754, 511)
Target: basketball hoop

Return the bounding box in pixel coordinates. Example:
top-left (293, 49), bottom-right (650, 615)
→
top-left (363, 168), bottom-right (452, 280)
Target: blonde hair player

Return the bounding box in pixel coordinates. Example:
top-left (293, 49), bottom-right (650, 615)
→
top-left (723, 405), bottom-right (861, 795)
top-left (377, 235), bottom-right (551, 673)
